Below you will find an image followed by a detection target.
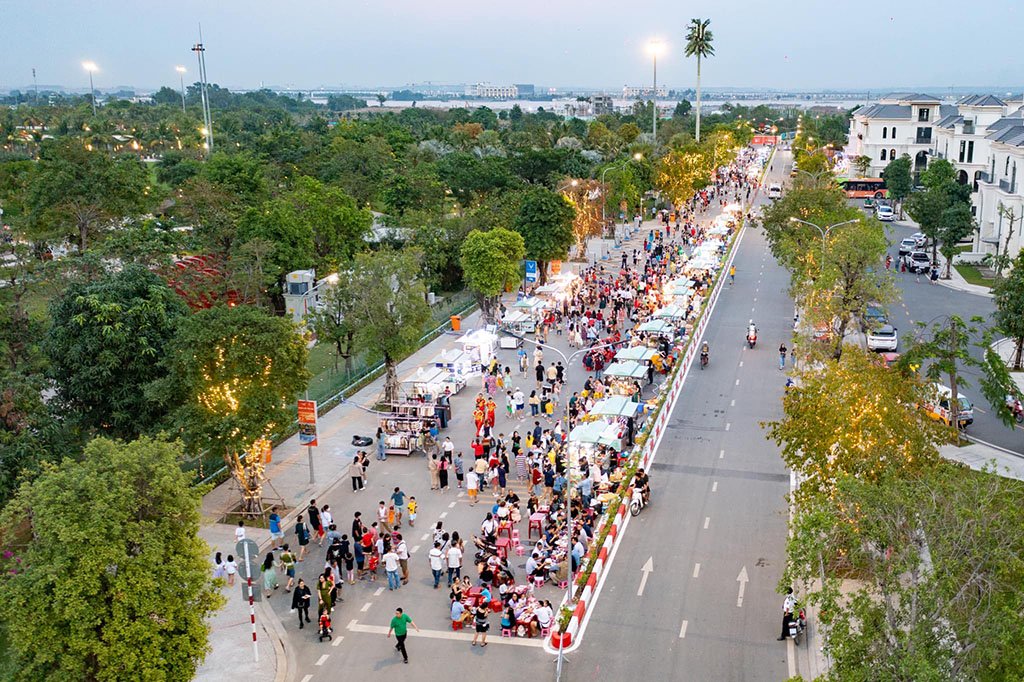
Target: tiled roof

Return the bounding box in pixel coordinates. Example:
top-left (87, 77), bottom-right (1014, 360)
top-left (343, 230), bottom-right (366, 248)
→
top-left (957, 94), bottom-right (1007, 107)
top-left (881, 92), bottom-right (942, 103)
top-left (936, 114), bottom-right (963, 129)
top-left (855, 103), bottom-right (912, 119)
top-left (987, 124), bottom-right (1024, 147)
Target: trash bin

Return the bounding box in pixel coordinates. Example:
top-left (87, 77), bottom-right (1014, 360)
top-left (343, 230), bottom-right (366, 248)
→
top-left (450, 315), bottom-right (461, 331)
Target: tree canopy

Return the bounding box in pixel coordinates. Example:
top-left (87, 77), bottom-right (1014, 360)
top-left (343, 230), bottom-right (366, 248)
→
top-left (460, 228), bottom-right (525, 323)
top-left (513, 187), bottom-right (575, 283)
top-left (0, 436), bottom-right (223, 681)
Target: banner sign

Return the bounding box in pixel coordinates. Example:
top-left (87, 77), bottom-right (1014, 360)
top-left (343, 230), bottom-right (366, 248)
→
top-left (297, 400), bottom-right (319, 447)
top-left (549, 260), bottom-right (562, 277)
top-left (524, 260), bottom-right (538, 282)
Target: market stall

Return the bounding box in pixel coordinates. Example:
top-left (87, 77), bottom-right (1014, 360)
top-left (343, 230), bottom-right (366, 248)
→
top-left (637, 319), bottom-right (676, 338)
top-left (401, 365), bottom-right (466, 399)
top-left (587, 395), bottom-right (643, 448)
top-left (653, 304), bottom-right (688, 321)
top-left (614, 346), bottom-right (658, 363)
top-left (457, 329), bottom-right (498, 369)
top-left (500, 310), bottom-right (535, 340)
top-left (378, 402), bottom-right (437, 456)
top-left (430, 349), bottom-right (475, 378)
top-left (602, 360), bottom-right (649, 397)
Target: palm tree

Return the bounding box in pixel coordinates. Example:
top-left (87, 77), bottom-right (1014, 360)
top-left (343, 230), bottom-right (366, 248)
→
top-left (684, 18), bottom-right (715, 143)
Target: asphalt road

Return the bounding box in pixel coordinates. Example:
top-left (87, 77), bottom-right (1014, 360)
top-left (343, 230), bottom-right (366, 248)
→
top-left (570, 159), bottom-right (795, 681)
top-left (881, 221), bottom-right (1024, 454)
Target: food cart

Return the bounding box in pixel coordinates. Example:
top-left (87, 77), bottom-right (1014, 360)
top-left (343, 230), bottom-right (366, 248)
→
top-left (430, 349), bottom-right (475, 378)
top-left (456, 329), bottom-right (498, 369)
top-left (567, 421), bottom-right (624, 473)
top-left (587, 395), bottom-right (643, 448)
top-left (500, 310), bottom-right (535, 342)
top-left (602, 360), bottom-right (649, 397)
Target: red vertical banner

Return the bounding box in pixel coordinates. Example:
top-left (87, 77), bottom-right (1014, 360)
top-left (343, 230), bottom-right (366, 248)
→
top-left (297, 400), bottom-right (318, 447)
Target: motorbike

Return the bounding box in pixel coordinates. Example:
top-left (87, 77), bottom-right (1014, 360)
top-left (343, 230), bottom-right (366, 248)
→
top-left (746, 331), bottom-right (757, 349)
top-left (1007, 396), bottom-right (1024, 424)
top-left (700, 351), bottom-right (709, 370)
top-left (630, 486), bottom-right (650, 517)
top-left (786, 608), bottom-right (807, 646)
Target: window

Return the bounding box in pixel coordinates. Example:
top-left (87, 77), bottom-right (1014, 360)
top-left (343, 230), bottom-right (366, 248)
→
top-left (891, 127), bottom-right (897, 139)
top-left (1007, 157), bottom-right (1011, 175)
top-left (916, 127), bottom-right (932, 143)
top-left (967, 141), bottom-right (974, 164)
top-left (918, 108), bottom-right (930, 122)
top-left (882, 127), bottom-right (888, 139)
top-left (964, 119), bottom-right (975, 135)
top-left (880, 149), bottom-right (887, 161)
top-left (959, 141), bottom-right (966, 163)
top-left (891, 149), bottom-right (896, 160)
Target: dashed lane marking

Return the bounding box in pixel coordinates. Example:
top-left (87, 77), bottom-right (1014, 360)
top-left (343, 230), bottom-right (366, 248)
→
top-left (373, 587), bottom-right (385, 596)
top-left (679, 620), bottom-right (689, 638)
top-left (704, 517), bottom-right (710, 529)
top-left (439, 512), bottom-right (448, 519)
top-left (411, 545), bottom-right (420, 553)
top-left (731, 399), bottom-right (735, 406)
top-left (712, 481), bottom-right (718, 492)
top-left (448, 502), bottom-right (457, 508)
top-left (719, 449), bottom-right (725, 459)
top-left (332, 636), bottom-right (344, 647)
top-left (316, 654), bottom-right (329, 666)
top-left (361, 602), bottom-right (372, 612)
top-left (693, 563), bottom-right (701, 578)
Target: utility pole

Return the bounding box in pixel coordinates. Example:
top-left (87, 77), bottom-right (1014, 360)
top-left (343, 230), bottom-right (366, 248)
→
top-left (192, 25), bottom-right (213, 155)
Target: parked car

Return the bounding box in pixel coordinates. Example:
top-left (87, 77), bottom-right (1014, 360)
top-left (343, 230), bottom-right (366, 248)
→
top-left (898, 238), bottom-right (917, 256)
top-left (867, 324), bottom-right (898, 351)
top-left (903, 251), bottom-right (931, 273)
top-left (766, 183), bottom-right (783, 200)
top-left (875, 205), bottom-right (895, 222)
top-left (862, 303), bottom-right (887, 331)
top-left (911, 232), bottom-right (927, 247)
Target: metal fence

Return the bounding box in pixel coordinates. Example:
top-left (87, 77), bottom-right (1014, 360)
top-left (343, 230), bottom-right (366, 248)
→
top-left (183, 290), bottom-right (478, 486)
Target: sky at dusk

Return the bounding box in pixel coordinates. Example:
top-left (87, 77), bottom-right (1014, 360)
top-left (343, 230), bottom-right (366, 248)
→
top-left (2, 0), bottom-right (1022, 92)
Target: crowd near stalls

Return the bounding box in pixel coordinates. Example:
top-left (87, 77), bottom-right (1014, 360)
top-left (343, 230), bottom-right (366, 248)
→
top-left (272, 145), bottom-right (767, 645)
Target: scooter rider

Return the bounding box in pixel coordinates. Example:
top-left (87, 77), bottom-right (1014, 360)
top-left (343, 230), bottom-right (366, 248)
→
top-left (777, 587), bottom-right (798, 640)
top-left (700, 342), bottom-right (710, 366)
top-left (634, 467), bottom-right (651, 505)
top-left (747, 320), bottom-right (758, 345)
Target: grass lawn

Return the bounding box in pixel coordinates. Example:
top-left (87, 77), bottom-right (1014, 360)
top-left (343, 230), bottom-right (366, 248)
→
top-left (953, 263), bottom-right (994, 288)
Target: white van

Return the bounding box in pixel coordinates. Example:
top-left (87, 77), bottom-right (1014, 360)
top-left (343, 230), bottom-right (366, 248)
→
top-left (922, 383), bottom-right (974, 427)
top-left (767, 183), bottom-right (783, 200)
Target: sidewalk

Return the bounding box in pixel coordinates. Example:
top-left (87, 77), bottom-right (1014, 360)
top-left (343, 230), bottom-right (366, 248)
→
top-left (888, 218), bottom-right (993, 298)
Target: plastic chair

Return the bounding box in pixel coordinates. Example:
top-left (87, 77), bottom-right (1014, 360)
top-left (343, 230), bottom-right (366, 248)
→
top-left (540, 626), bottom-right (551, 637)
top-left (451, 620), bottom-right (464, 631)
top-left (501, 627), bottom-right (513, 638)
top-left (515, 545), bottom-right (527, 556)
top-left (533, 575), bottom-right (545, 588)
top-left (510, 529), bottom-right (521, 546)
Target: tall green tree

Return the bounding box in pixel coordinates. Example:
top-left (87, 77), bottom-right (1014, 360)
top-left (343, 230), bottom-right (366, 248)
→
top-left (765, 347), bottom-right (943, 505)
top-left (0, 436), bottom-right (223, 681)
top-left (905, 159), bottom-right (971, 263)
top-left (345, 249), bottom-right (432, 404)
top-left (281, 176), bottom-right (372, 272)
top-left (684, 19), bottom-right (714, 143)
top-left (460, 228), bottom-right (525, 323)
top-left (937, 203), bottom-right (976, 278)
top-left (159, 305), bottom-right (310, 513)
top-left (992, 249), bottom-right (1024, 370)
top-left (901, 315), bottom-right (1017, 431)
top-left (786, 464), bottom-right (1024, 681)
top-left (25, 139), bottom-right (151, 251)
top-left (881, 153), bottom-right (913, 217)
top-left (45, 265), bottom-right (188, 439)
top-left (513, 187), bottom-right (575, 284)
top-left (308, 278), bottom-right (359, 375)
top-left (236, 199), bottom-right (315, 296)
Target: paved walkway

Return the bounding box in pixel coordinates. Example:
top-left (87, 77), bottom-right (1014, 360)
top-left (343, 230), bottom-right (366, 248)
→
top-left (887, 218), bottom-right (993, 297)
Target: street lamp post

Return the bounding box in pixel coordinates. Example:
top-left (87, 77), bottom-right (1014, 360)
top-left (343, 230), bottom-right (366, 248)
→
top-left (82, 61), bottom-right (98, 116)
top-left (175, 66), bottom-right (187, 114)
top-left (646, 40), bottom-right (666, 145)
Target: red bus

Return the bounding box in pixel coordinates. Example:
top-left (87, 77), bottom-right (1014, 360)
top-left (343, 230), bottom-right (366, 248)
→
top-left (838, 177), bottom-right (887, 199)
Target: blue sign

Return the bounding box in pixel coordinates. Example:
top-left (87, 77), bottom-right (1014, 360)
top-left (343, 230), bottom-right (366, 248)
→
top-left (524, 260), bottom-right (538, 282)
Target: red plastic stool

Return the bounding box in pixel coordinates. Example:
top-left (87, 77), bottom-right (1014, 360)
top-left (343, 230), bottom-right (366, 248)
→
top-left (452, 620), bottom-right (464, 631)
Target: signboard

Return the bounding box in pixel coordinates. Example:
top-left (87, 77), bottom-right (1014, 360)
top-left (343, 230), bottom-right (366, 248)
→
top-left (549, 260), bottom-right (562, 277)
top-left (297, 400), bottom-right (318, 447)
top-left (524, 260), bottom-right (538, 283)
top-left (750, 135), bottom-right (780, 146)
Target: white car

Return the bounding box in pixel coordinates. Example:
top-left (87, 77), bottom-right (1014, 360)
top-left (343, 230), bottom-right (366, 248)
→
top-left (898, 238), bottom-right (917, 256)
top-left (867, 324), bottom-right (898, 351)
top-left (875, 205), bottom-right (894, 222)
top-left (767, 183), bottom-right (783, 200)
top-left (911, 232), bottom-right (927, 247)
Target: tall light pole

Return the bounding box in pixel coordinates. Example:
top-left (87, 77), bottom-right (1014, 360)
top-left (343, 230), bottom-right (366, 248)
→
top-left (646, 40), bottom-right (666, 145)
top-left (789, 216), bottom-right (860, 264)
top-left (192, 27), bottom-right (213, 155)
top-left (175, 65), bottom-right (187, 114)
top-left (82, 61), bottom-right (98, 116)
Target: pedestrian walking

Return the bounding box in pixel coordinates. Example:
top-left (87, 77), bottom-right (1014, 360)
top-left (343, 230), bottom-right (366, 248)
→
top-left (359, 450), bottom-right (370, 484)
top-left (224, 554), bottom-right (238, 586)
top-left (234, 520), bottom-right (246, 543)
top-left (396, 534), bottom-right (410, 584)
top-left (261, 552), bottom-right (279, 598)
top-left (439, 455), bottom-right (450, 491)
top-left (349, 456), bottom-right (364, 491)
top-left (387, 608), bottom-right (420, 664)
top-left (292, 578), bottom-right (312, 628)
top-left (428, 541), bottom-right (444, 589)
top-left (407, 496), bottom-right (417, 527)
top-left (445, 541), bottom-right (463, 586)
top-left (453, 452), bottom-right (465, 488)
top-left (390, 486), bottom-right (406, 527)
top-left (376, 429), bottom-right (387, 461)
top-left (281, 545), bottom-right (297, 591)
top-left (383, 547), bottom-right (401, 590)
top-left (307, 500), bottom-right (324, 546)
top-left (428, 454), bottom-right (440, 490)
top-left (778, 343), bottom-right (787, 370)
top-left (268, 507), bottom-right (283, 550)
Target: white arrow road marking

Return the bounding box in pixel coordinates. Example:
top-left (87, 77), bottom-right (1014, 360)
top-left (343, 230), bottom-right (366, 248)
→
top-left (637, 557), bottom-right (654, 596)
top-left (736, 566), bottom-right (749, 607)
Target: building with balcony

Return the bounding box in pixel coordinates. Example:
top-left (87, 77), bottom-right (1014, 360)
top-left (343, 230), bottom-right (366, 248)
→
top-left (933, 95), bottom-right (1009, 207)
top-left (846, 93), bottom-right (953, 180)
top-left (973, 107), bottom-right (1024, 261)
top-left (592, 94), bottom-right (615, 116)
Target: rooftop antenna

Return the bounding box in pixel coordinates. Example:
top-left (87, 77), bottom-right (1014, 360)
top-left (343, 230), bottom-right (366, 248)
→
top-left (32, 68), bottom-right (38, 104)
top-left (191, 24), bottom-right (214, 155)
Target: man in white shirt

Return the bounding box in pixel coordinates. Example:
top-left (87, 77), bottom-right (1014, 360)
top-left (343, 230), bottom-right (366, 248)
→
top-left (445, 544), bottom-right (463, 587)
top-left (443, 437), bottom-right (454, 457)
top-left (395, 535), bottom-right (410, 584)
top-left (428, 542), bottom-right (444, 589)
top-left (525, 553), bottom-right (539, 577)
top-left (234, 521), bottom-right (246, 543)
top-left (383, 549), bottom-right (401, 591)
top-left (534, 602), bottom-right (553, 632)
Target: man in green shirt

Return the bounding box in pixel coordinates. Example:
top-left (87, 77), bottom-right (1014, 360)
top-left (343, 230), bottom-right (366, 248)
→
top-left (387, 607), bottom-right (420, 664)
